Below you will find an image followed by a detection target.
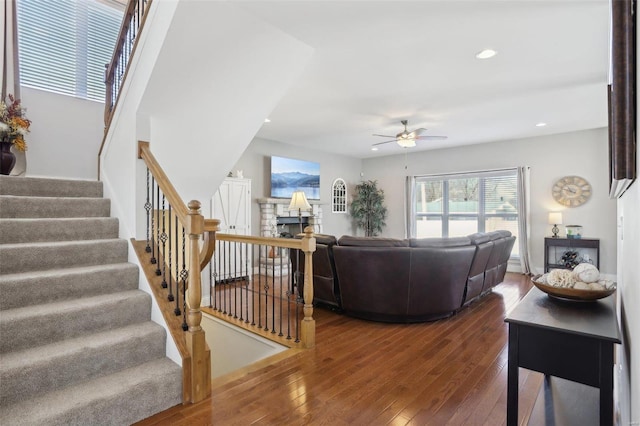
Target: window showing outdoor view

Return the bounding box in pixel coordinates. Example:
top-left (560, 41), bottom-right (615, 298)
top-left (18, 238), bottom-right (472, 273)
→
top-left (413, 170), bottom-right (519, 256)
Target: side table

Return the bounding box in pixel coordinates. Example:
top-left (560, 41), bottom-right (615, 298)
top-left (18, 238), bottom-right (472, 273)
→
top-left (504, 286), bottom-right (621, 425)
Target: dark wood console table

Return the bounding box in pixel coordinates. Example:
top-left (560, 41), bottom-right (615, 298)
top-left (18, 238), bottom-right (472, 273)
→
top-left (544, 237), bottom-right (600, 272)
top-left (505, 287), bottom-right (621, 425)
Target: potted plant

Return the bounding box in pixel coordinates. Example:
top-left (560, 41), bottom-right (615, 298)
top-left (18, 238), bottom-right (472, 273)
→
top-left (350, 180), bottom-right (388, 237)
top-left (0, 95), bottom-right (31, 175)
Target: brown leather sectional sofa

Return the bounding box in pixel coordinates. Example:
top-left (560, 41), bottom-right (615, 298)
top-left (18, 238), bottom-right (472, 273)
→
top-left (292, 230), bottom-right (515, 323)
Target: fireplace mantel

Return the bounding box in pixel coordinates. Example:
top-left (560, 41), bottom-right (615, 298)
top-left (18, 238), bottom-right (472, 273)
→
top-left (257, 198), bottom-right (323, 237)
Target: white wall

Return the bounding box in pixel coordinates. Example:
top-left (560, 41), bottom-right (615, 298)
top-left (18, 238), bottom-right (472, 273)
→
top-left (617, 170), bottom-right (640, 426)
top-left (362, 128), bottom-right (617, 275)
top-left (201, 313), bottom-right (286, 379)
top-left (140, 1), bottom-right (313, 207)
top-left (20, 87), bottom-right (104, 179)
top-left (614, 30), bottom-right (640, 425)
top-left (228, 137), bottom-right (363, 238)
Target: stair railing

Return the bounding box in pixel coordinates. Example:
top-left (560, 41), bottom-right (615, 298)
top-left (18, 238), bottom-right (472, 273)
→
top-left (137, 141), bottom-right (218, 403)
top-left (103, 0), bottom-right (151, 130)
top-left (99, 0), bottom-right (152, 176)
top-left (209, 230), bottom-right (317, 349)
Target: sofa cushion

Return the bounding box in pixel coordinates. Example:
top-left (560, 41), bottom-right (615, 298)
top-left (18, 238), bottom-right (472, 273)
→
top-left (338, 235), bottom-right (409, 247)
top-left (314, 234), bottom-right (338, 246)
top-left (409, 237), bottom-right (471, 248)
top-left (487, 230), bottom-right (512, 240)
top-left (467, 232), bottom-right (492, 244)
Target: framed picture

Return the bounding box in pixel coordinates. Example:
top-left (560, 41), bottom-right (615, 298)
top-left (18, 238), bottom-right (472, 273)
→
top-left (270, 156), bottom-right (320, 200)
top-left (608, 0), bottom-right (636, 198)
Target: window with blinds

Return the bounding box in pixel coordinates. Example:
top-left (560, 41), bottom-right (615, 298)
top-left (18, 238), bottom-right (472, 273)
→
top-left (412, 169), bottom-right (519, 256)
top-left (16, 0), bottom-right (123, 102)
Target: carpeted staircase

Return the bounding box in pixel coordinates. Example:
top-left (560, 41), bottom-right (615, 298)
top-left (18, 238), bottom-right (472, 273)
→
top-left (0, 176), bottom-right (182, 425)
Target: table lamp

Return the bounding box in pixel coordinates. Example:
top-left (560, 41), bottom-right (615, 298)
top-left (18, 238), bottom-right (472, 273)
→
top-left (548, 212), bottom-right (563, 238)
top-left (288, 190), bottom-right (312, 234)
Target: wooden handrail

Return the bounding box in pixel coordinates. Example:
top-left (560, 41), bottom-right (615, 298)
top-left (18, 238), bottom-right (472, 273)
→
top-left (138, 141), bottom-right (189, 225)
top-left (214, 228), bottom-right (317, 348)
top-left (216, 233), bottom-right (309, 250)
top-left (137, 140), bottom-right (220, 403)
top-left (99, 0), bottom-right (153, 178)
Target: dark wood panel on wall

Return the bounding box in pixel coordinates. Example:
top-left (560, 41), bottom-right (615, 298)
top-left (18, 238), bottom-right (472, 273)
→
top-left (609, 0), bottom-right (637, 198)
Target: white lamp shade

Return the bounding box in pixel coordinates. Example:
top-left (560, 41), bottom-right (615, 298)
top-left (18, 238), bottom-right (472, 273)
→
top-left (548, 212), bottom-right (563, 225)
top-left (288, 191), bottom-right (311, 211)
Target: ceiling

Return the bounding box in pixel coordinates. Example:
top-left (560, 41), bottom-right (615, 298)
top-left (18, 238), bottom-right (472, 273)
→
top-left (232, 0), bottom-right (610, 159)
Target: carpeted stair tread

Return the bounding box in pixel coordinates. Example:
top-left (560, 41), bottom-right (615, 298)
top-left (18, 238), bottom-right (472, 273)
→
top-left (0, 263), bottom-right (139, 310)
top-left (0, 357), bottom-right (182, 426)
top-left (0, 217), bottom-right (119, 244)
top-left (0, 175), bottom-right (103, 198)
top-left (0, 239), bottom-right (128, 274)
top-left (0, 195), bottom-right (110, 218)
top-left (0, 290), bottom-right (151, 353)
top-left (0, 176), bottom-right (182, 422)
top-left (0, 321), bottom-right (167, 406)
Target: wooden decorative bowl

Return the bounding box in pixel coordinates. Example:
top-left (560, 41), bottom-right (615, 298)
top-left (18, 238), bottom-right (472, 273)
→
top-left (531, 275), bottom-right (616, 301)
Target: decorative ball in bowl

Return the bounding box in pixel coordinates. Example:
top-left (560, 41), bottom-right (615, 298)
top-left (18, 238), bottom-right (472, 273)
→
top-left (532, 264), bottom-right (616, 301)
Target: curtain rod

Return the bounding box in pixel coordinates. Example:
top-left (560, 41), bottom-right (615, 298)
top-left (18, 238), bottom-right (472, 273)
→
top-left (411, 166), bottom-right (524, 179)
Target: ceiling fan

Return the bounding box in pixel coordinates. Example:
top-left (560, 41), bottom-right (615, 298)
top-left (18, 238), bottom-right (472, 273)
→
top-left (372, 120), bottom-right (447, 148)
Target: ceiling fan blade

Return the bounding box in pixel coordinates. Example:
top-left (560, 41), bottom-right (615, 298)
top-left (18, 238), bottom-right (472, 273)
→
top-left (372, 134), bottom-right (396, 138)
top-left (413, 128), bottom-right (430, 135)
top-left (372, 139), bottom-right (397, 146)
top-left (414, 135), bottom-right (448, 140)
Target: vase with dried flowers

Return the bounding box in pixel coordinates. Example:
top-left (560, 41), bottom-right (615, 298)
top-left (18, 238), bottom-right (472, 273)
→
top-left (0, 95), bottom-right (31, 175)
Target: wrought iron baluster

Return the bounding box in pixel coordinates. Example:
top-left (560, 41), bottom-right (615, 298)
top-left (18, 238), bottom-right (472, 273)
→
top-left (285, 248), bottom-right (292, 339)
top-left (160, 194), bottom-right (168, 288)
top-left (167, 204), bottom-right (174, 302)
top-left (180, 225), bottom-right (188, 331)
top-left (295, 257), bottom-right (301, 343)
top-left (213, 240), bottom-right (219, 311)
top-left (209, 256), bottom-right (213, 309)
top-left (278, 257), bottom-right (284, 337)
top-left (173, 216), bottom-right (181, 316)
top-left (227, 241), bottom-right (233, 317)
top-left (257, 245), bottom-right (263, 329)
top-left (238, 242), bottom-right (244, 322)
top-left (144, 168), bottom-right (151, 253)
top-left (155, 184), bottom-right (162, 276)
top-left (245, 243), bottom-right (250, 324)
top-left (222, 241), bottom-right (228, 315)
top-left (150, 176), bottom-right (156, 265)
top-left (271, 256), bottom-right (276, 334)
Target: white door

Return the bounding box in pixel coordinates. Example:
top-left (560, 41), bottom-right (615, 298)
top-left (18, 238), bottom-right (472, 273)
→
top-left (211, 178), bottom-right (251, 281)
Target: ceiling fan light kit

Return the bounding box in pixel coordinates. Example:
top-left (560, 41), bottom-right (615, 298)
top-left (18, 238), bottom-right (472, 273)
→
top-left (372, 119), bottom-right (447, 149)
top-left (396, 137), bottom-right (416, 148)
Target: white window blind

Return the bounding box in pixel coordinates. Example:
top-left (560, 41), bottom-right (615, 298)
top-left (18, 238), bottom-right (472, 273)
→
top-left (17, 0), bottom-right (123, 102)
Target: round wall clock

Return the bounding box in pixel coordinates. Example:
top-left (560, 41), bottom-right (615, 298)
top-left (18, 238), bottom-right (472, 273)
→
top-left (552, 176), bottom-right (592, 207)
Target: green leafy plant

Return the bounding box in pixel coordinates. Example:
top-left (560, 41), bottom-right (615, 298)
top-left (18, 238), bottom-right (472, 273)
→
top-left (350, 180), bottom-right (387, 237)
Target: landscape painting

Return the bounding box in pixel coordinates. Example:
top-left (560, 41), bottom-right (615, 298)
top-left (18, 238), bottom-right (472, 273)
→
top-left (271, 156), bottom-right (320, 200)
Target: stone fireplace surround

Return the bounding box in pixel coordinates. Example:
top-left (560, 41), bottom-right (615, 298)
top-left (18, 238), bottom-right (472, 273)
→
top-left (256, 198), bottom-right (323, 277)
top-left (258, 198), bottom-right (323, 237)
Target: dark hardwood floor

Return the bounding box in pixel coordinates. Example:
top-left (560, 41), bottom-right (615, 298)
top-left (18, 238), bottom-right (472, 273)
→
top-left (137, 273), bottom-right (542, 425)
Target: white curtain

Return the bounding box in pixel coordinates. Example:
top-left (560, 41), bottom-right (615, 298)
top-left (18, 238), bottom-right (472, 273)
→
top-left (405, 176), bottom-right (416, 238)
top-left (2, 0), bottom-right (25, 175)
top-left (517, 166), bottom-right (533, 274)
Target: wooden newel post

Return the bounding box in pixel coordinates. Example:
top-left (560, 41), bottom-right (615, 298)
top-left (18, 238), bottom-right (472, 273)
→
top-left (300, 226), bottom-right (316, 348)
top-left (185, 200), bottom-right (211, 402)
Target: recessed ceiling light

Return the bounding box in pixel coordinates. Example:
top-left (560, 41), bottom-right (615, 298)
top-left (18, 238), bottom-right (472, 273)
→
top-left (371, 147), bottom-right (379, 151)
top-left (536, 122), bottom-right (547, 127)
top-left (475, 49), bottom-right (497, 59)
top-left (264, 118), bottom-right (271, 123)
